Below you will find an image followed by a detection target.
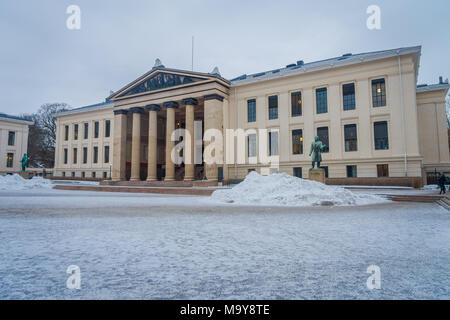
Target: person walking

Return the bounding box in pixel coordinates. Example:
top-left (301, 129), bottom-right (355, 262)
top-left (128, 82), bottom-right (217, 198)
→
top-left (439, 172), bottom-right (447, 195)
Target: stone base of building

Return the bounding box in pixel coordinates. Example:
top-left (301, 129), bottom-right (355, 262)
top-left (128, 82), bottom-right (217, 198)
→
top-left (326, 177), bottom-right (424, 189)
top-left (101, 180), bottom-right (219, 187)
top-left (308, 169), bottom-right (326, 184)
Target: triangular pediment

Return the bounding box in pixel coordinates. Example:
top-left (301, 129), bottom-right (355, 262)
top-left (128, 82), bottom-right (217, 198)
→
top-left (111, 69), bottom-right (215, 100)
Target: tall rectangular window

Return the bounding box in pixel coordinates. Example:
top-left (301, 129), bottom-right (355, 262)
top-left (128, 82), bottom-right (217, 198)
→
top-left (372, 78), bottom-right (386, 107)
top-left (316, 88), bottom-right (328, 114)
top-left (291, 91), bottom-right (302, 117)
top-left (269, 131), bottom-right (279, 156)
top-left (65, 125), bottom-right (69, 141)
top-left (83, 147), bottom-right (88, 164)
top-left (268, 95), bottom-right (278, 120)
top-left (346, 165), bottom-right (357, 178)
top-left (343, 83), bottom-right (356, 110)
top-left (6, 153), bottom-right (14, 168)
top-left (93, 147), bottom-right (98, 164)
top-left (374, 121), bottom-right (389, 150)
top-left (94, 122), bottom-right (99, 138)
top-left (84, 123), bottom-right (89, 139)
top-left (292, 129), bottom-right (303, 155)
top-left (247, 99), bottom-right (256, 123)
top-left (104, 146), bottom-right (110, 163)
top-left (8, 131), bottom-right (15, 146)
top-left (105, 120), bottom-right (111, 138)
top-left (317, 127), bottom-right (329, 153)
top-left (248, 134), bottom-right (257, 157)
top-left (73, 148), bottom-right (78, 164)
top-left (293, 167), bottom-right (302, 178)
top-left (74, 124), bottom-right (79, 140)
top-left (377, 164), bottom-right (389, 177)
top-left (344, 124), bottom-right (358, 152)
top-left (64, 148), bottom-right (68, 164)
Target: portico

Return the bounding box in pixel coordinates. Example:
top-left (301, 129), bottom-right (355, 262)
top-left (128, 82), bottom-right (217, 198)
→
top-left (109, 62), bottom-right (230, 184)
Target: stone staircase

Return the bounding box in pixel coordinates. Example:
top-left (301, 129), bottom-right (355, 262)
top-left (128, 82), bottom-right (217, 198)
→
top-left (385, 194), bottom-right (450, 211)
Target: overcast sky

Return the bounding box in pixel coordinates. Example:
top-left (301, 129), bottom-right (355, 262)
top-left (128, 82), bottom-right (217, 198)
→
top-left (0, 0), bottom-right (449, 115)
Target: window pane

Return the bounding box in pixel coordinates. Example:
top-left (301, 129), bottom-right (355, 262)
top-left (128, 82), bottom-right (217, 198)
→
top-left (94, 122), bottom-right (99, 138)
top-left (268, 96), bottom-right (278, 120)
top-left (248, 134), bottom-right (257, 157)
top-left (104, 146), bottom-right (110, 163)
top-left (316, 88), bottom-right (328, 114)
top-left (292, 129), bottom-right (303, 155)
top-left (346, 165), bottom-right (357, 178)
top-left (344, 124), bottom-right (358, 152)
top-left (293, 167), bottom-right (302, 178)
top-left (269, 131), bottom-right (279, 156)
top-left (8, 131), bottom-right (15, 146)
top-left (291, 91), bottom-right (302, 117)
top-left (105, 120), bottom-right (111, 137)
top-left (6, 153), bottom-right (14, 168)
top-left (317, 127), bottom-right (329, 153)
top-left (84, 123), bottom-right (89, 139)
top-left (377, 164), bottom-right (389, 177)
top-left (343, 83), bottom-right (356, 110)
top-left (374, 121), bottom-right (389, 150)
top-left (247, 99), bottom-right (256, 122)
top-left (372, 78), bottom-right (386, 107)
top-left (65, 126), bottom-right (69, 141)
top-left (83, 147), bottom-right (88, 164)
top-left (74, 124), bottom-right (78, 140)
top-left (73, 148), bottom-right (77, 164)
top-left (64, 149), bottom-right (68, 164)
top-left (93, 147), bottom-right (98, 163)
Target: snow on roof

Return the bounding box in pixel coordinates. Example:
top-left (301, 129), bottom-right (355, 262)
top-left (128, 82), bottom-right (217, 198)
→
top-left (55, 101), bottom-right (114, 117)
top-left (230, 46), bottom-right (422, 86)
top-left (0, 112), bottom-right (33, 125)
top-left (416, 83), bottom-right (450, 93)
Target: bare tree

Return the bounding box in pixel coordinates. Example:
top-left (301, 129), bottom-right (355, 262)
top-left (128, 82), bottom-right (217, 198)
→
top-left (23, 103), bottom-right (70, 167)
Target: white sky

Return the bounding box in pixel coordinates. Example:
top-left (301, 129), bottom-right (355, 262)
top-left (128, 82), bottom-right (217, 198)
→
top-left (0, 0), bottom-right (449, 114)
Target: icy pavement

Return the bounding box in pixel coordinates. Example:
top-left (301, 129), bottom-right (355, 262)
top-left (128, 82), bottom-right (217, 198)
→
top-left (0, 189), bottom-right (449, 300)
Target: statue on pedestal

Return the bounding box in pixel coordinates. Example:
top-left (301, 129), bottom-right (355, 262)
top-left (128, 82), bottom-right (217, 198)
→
top-left (309, 136), bottom-right (326, 170)
top-left (21, 153), bottom-right (28, 172)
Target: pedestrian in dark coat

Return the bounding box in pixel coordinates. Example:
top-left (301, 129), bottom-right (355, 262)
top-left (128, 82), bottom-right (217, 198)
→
top-left (439, 172), bottom-right (447, 195)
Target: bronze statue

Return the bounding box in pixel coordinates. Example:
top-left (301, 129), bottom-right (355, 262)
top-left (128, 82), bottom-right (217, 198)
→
top-left (21, 153), bottom-right (28, 172)
top-left (309, 136), bottom-right (326, 169)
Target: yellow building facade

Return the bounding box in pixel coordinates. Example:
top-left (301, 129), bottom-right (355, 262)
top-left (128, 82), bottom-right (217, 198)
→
top-left (54, 46), bottom-right (450, 187)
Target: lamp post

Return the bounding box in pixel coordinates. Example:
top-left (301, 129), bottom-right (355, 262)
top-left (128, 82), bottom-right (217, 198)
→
top-left (109, 163), bottom-right (112, 180)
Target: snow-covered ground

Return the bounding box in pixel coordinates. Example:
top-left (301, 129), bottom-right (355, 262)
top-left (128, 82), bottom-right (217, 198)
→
top-left (212, 172), bottom-right (387, 206)
top-left (0, 174), bottom-right (53, 191)
top-left (0, 188), bottom-right (449, 300)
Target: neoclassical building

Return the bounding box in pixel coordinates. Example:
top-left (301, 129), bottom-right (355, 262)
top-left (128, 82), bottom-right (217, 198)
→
top-left (0, 113), bottom-right (33, 174)
top-left (54, 46), bottom-right (450, 186)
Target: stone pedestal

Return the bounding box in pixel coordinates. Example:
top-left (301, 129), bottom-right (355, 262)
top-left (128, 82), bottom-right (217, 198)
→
top-left (309, 168), bottom-right (325, 184)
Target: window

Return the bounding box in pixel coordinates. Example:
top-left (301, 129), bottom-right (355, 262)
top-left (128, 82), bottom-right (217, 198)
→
top-left (292, 129), bottom-right (303, 155)
top-left (316, 88), bottom-right (328, 114)
top-left (73, 148), bottom-right (78, 164)
top-left (8, 131), bottom-right (15, 146)
top-left (65, 125), bottom-right (69, 141)
top-left (82, 172), bottom-right (85, 178)
top-left (344, 124), bottom-right (358, 152)
top-left (83, 147), bottom-right (88, 164)
top-left (317, 127), bottom-right (329, 153)
top-left (372, 78), bottom-right (386, 107)
top-left (248, 134), bottom-right (257, 157)
top-left (105, 120), bottom-right (111, 138)
top-left (6, 153), bottom-right (14, 168)
top-left (84, 123), bottom-right (89, 139)
top-left (74, 124), bottom-right (79, 140)
top-left (104, 146), bottom-right (110, 163)
top-left (374, 121), bottom-right (389, 150)
top-left (93, 147), bottom-right (98, 164)
top-left (293, 167), bottom-right (302, 178)
top-left (71, 172), bottom-right (75, 178)
top-left (343, 83), bottom-right (356, 110)
top-left (321, 166), bottom-right (329, 178)
top-left (94, 121), bottom-right (99, 138)
top-left (247, 99), bottom-right (256, 123)
top-left (64, 148), bottom-right (68, 164)
top-left (92, 172), bottom-right (96, 178)
top-left (62, 172), bottom-right (65, 177)
top-left (268, 95), bottom-right (278, 120)
top-left (291, 91), bottom-right (302, 117)
top-left (103, 172), bottom-right (108, 179)
top-left (377, 164), bottom-right (389, 177)
top-left (269, 131), bottom-right (279, 156)
top-left (346, 165), bottom-right (357, 178)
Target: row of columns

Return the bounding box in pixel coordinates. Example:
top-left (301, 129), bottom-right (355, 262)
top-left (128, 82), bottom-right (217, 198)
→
top-left (113, 96), bottom-right (220, 182)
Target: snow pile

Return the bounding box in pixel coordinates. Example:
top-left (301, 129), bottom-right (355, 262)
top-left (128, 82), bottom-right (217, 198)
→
top-left (212, 172), bottom-right (387, 207)
top-left (0, 174), bottom-right (54, 191)
top-left (422, 184), bottom-right (449, 190)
